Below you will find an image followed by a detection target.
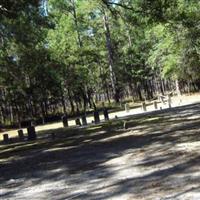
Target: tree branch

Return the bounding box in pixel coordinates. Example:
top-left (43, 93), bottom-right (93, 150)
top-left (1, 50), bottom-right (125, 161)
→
top-left (101, 0), bottom-right (142, 14)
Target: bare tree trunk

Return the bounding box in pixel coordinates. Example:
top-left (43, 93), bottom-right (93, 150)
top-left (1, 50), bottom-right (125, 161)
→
top-left (175, 79), bottom-right (181, 96)
top-left (103, 11), bottom-right (119, 103)
top-left (40, 102), bottom-right (46, 124)
top-left (137, 83), bottom-right (143, 101)
top-left (75, 101), bottom-right (80, 114)
top-left (70, 0), bottom-right (82, 48)
top-left (67, 89), bottom-right (75, 114)
top-left (159, 78), bottom-right (165, 95)
top-left (61, 93), bottom-right (67, 114)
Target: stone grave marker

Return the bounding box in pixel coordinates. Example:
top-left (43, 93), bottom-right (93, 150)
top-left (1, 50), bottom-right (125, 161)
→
top-left (141, 102), bottom-right (147, 111)
top-left (18, 129), bottom-right (24, 141)
top-left (123, 121), bottom-right (128, 129)
top-left (27, 126), bottom-right (37, 140)
top-left (81, 115), bottom-right (87, 126)
top-left (3, 134), bottom-right (9, 143)
top-left (168, 95), bottom-right (172, 108)
top-left (153, 101), bottom-right (158, 110)
top-left (125, 103), bottom-right (130, 113)
top-left (94, 110), bottom-right (100, 124)
top-left (62, 115), bottom-right (68, 127)
top-left (103, 108), bottom-right (109, 121)
top-left (75, 118), bottom-right (82, 126)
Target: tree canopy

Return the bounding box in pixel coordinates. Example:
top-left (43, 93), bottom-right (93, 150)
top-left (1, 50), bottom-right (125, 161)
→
top-left (0, 0), bottom-right (199, 126)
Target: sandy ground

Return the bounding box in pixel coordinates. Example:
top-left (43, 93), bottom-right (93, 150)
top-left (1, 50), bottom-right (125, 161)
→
top-left (1, 94), bottom-right (200, 141)
top-left (0, 95), bottom-right (200, 200)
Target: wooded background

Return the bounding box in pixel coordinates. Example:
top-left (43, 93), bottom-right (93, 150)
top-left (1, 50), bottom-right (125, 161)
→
top-left (0, 0), bottom-right (199, 127)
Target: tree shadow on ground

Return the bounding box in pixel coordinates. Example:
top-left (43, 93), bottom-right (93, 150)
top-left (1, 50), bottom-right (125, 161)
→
top-left (0, 103), bottom-right (200, 199)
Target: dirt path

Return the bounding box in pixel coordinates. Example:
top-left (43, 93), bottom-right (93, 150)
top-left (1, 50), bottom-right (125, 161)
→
top-left (0, 102), bottom-right (200, 199)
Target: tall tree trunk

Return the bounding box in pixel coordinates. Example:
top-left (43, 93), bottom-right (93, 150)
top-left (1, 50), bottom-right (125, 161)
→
top-left (75, 101), bottom-right (80, 114)
top-left (105, 87), bottom-right (111, 104)
top-left (87, 89), bottom-right (93, 109)
top-left (160, 78), bottom-right (165, 95)
top-left (40, 102), bottom-right (46, 124)
top-left (28, 98), bottom-right (34, 120)
top-left (137, 83), bottom-right (143, 101)
top-left (175, 79), bottom-right (181, 96)
top-left (92, 98), bottom-right (97, 111)
top-left (70, 0), bottom-right (82, 48)
top-left (9, 105), bottom-right (13, 125)
top-left (15, 103), bottom-right (22, 128)
top-left (103, 11), bottom-right (119, 103)
top-left (68, 89), bottom-right (75, 114)
top-left (61, 93), bottom-right (67, 114)
top-left (144, 79), bottom-right (153, 99)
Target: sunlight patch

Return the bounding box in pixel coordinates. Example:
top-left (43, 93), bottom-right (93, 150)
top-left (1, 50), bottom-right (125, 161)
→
top-left (174, 141), bottom-right (200, 152)
top-left (87, 126), bottom-right (102, 130)
top-left (187, 115), bottom-right (200, 120)
top-left (43, 146), bottom-right (76, 153)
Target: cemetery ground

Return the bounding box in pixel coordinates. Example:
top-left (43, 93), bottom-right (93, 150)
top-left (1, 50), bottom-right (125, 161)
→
top-left (0, 93), bottom-right (199, 141)
top-left (0, 96), bottom-right (200, 199)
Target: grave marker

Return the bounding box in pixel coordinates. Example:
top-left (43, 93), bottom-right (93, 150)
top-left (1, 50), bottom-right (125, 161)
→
top-left (27, 126), bottom-right (37, 140)
top-left (3, 134), bottom-right (9, 143)
top-left (62, 115), bottom-right (68, 127)
top-left (75, 118), bottom-right (82, 126)
top-left (168, 95), bottom-right (172, 108)
top-left (81, 115), bottom-right (87, 126)
top-left (103, 108), bottom-right (109, 121)
top-left (153, 101), bottom-right (158, 110)
top-left (125, 103), bottom-right (130, 113)
top-left (18, 129), bottom-right (24, 140)
top-left (123, 121), bottom-right (128, 129)
top-left (94, 110), bottom-right (100, 124)
top-left (142, 102), bottom-right (147, 111)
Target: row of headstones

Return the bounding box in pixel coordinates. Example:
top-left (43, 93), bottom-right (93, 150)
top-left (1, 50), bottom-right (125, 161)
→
top-left (125, 95), bottom-right (172, 112)
top-left (3, 126), bottom-right (37, 143)
top-left (62, 108), bottom-right (109, 127)
top-left (2, 97), bottom-right (172, 143)
top-left (2, 108), bottom-right (110, 143)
